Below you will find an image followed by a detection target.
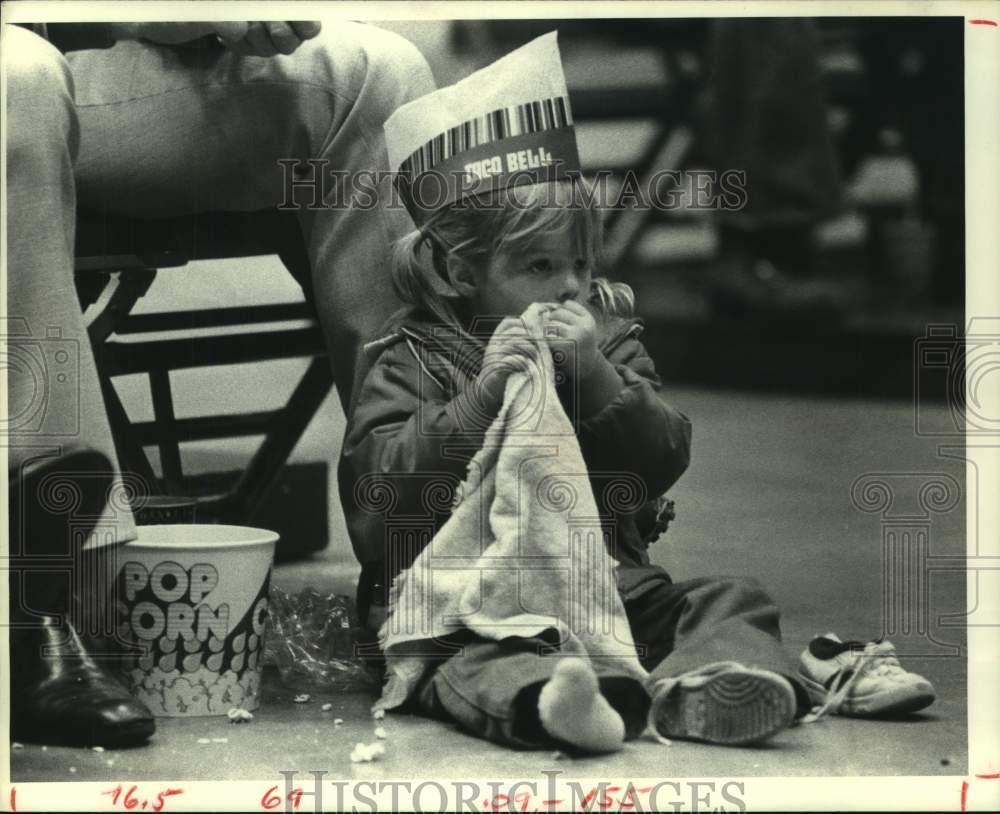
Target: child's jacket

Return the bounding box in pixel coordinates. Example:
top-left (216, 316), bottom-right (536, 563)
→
top-left (340, 304), bottom-right (692, 625)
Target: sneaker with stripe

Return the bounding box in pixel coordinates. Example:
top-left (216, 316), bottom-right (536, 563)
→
top-left (647, 661), bottom-right (797, 746)
top-left (798, 633), bottom-right (936, 719)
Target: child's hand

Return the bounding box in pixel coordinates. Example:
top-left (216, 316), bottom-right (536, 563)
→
top-left (544, 300), bottom-right (600, 380)
top-left (477, 316), bottom-right (540, 403)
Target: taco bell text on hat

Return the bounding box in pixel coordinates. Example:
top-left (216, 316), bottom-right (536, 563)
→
top-left (385, 31), bottom-right (582, 225)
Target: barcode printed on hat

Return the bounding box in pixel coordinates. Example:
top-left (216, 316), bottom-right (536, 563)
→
top-left (401, 96), bottom-right (572, 177)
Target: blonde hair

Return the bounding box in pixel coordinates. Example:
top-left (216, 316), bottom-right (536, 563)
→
top-left (392, 179), bottom-right (634, 327)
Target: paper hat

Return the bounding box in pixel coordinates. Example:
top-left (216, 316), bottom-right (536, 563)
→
top-left (385, 31), bottom-right (581, 226)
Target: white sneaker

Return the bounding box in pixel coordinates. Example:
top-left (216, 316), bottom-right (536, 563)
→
top-left (647, 661), bottom-right (797, 746)
top-left (798, 633), bottom-right (936, 719)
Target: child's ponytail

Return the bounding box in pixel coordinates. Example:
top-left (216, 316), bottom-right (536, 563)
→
top-left (391, 227), bottom-right (462, 325)
top-left (390, 228), bottom-right (430, 306)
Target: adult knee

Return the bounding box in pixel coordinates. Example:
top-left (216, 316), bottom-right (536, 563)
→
top-left (301, 24), bottom-right (435, 121)
top-left (5, 26), bottom-right (76, 113)
top-left (353, 25), bottom-right (436, 110)
top-left (5, 26), bottom-right (78, 161)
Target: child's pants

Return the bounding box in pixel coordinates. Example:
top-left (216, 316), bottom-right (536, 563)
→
top-left (405, 573), bottom-right (807, 749)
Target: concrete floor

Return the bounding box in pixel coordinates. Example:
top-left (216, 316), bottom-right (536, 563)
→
top-left (9, 386), bottom-right (968, 781)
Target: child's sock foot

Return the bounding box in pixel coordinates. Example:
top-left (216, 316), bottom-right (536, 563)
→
top-left (538, 660), bottom-right (625, 754)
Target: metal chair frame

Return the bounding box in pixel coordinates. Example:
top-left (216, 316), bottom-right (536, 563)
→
top-left (74, 210), bottom-right (334, 524)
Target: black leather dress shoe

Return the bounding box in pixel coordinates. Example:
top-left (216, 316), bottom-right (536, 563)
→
top-left (10, 616), bottom-right (155, 747)
top-left (8, 447), bottom-right (155, 747)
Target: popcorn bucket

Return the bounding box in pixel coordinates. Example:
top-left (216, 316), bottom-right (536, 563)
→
top-left (113, 524), bottom-right (279, 717)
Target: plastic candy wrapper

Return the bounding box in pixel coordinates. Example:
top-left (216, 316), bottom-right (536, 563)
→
top-left (263, 586), bottom-right (378, 692)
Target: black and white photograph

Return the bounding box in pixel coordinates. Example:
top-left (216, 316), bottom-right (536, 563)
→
top-left (2, 2), bottom-right (998, 811)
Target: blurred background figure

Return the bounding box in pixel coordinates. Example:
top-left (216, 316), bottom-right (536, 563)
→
top-left (704, 18), bottom-right (847, 320)
top-left (835, 17), bottom-right (965, 308)
top-left (432, 16), bottom-right (962, 328)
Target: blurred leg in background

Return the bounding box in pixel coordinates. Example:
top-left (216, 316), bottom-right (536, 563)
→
top-left (705, 18), bottom-right (848, 319)
top-left (845, 18), bottom-right (964, 307)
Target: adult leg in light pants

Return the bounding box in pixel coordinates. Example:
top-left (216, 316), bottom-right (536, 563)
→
top-left (67, 23), bottom-right (434, 413)
top-left (4, 29), bottom-right (136, 685)
top-left (3, 22), bottom-right (435, 745)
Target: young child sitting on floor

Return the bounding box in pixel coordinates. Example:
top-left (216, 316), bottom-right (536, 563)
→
top-left (340, 33), bottom-right (934, 754)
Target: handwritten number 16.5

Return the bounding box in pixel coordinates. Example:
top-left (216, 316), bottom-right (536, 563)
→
top-left (103, 785), bottom-right (184, 812)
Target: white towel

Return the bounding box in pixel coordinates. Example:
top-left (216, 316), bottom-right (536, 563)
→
top-left (376, 303), bottom-right (647, 711)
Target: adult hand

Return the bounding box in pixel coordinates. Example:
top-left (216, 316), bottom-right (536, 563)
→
top-left (543, 300), bottom-right (600, 380)
top-left (113, 22), bottom-right (321, 56)
top-left (219, 22), bottom-right (322, 56)
top-left (111, 22), bottom-right (246, 45)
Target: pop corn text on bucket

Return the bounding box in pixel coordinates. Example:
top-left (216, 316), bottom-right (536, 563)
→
top-left (113, 524), bottom-right (278, 717)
